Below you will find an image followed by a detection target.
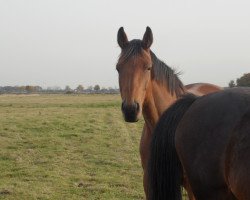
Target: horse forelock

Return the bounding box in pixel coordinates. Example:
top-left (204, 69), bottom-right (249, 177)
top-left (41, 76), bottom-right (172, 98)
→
top-left (118, 40), bottom-right (143, 65)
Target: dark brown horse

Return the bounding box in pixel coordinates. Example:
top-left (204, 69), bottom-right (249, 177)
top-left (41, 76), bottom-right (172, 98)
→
top-left (148, 87), bottom-right (250, 200)
top-left (116, 27), bottom-right (221, 199)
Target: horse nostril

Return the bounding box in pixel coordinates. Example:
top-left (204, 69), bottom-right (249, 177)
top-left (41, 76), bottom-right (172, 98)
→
top-left (122, 101), bottom-right (125, 111)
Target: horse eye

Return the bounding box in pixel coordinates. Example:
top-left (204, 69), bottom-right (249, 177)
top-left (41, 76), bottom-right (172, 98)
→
top-left (146, 64), bottom-right (152, 70)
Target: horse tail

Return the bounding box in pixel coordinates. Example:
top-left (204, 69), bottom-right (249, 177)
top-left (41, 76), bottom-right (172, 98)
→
top-left (148, 94), bottom-right (198, 200)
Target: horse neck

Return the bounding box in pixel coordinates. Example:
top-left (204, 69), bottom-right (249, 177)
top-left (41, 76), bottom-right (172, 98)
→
top-left (142, 80), bottom-right (178, 133)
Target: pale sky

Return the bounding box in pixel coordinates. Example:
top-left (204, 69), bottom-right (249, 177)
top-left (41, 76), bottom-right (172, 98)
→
top-left (0, 0), bottom-right (249, 88)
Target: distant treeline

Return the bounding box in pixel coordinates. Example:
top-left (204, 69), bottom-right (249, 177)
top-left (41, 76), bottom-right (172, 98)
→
top-left (228, 73), bottom-right (250, 88)
top-left (0, 85), bottom-right (119, 94)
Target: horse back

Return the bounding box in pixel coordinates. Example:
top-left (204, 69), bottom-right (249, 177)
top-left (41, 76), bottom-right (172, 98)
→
top-left (185, 83), bottom-right (222, 96)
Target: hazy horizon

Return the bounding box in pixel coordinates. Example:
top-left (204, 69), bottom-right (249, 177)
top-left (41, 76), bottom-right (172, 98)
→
top-left (1, 0), bottom-right (249, 88)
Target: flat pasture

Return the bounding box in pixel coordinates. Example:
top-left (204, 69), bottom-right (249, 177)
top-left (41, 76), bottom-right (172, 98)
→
top-left (0, 94), bottom-right (144, 200)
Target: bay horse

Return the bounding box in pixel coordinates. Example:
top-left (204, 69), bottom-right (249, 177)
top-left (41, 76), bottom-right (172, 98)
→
top-left (116, 26), bottom-right (221, 199)
top-left (148, 87), bottom-right (250, 200)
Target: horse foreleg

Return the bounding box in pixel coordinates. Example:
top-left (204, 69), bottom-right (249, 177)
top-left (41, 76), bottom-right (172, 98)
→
top-left (140, 124), bottom-right (151, 199)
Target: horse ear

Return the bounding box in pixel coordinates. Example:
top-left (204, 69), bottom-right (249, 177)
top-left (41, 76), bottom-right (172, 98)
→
top-left (117, 27), bottom-right (128, 49)
top-left (142, 26), bottom-right (153, 49)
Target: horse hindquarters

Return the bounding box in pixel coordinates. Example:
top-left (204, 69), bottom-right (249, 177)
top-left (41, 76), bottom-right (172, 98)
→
top-left (226, 109), bottom-right (250, 200)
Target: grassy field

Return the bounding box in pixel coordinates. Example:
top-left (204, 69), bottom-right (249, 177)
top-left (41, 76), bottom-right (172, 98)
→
top-left (0, 94), bottom-right (144, 200)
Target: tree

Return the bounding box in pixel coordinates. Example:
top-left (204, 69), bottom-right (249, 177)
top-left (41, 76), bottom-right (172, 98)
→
top-left (87, 86), bottom-right (93, 90)
top-left (76, 85), bottom-right (84, 93)
top-left (94, 84), bottom-right (100, 91)
top-left (25, 85), bottom-right (34, 93)
top-left (33, 86), bottom-right (42, 92)
top-left (65, 85), bottom-right (73, 94)
top-left (65, 85), bottom-right (71, 91)
top-left (228, 80), bottom-right (236, 88)
top-left (236, 73), bottom-right (250, 87)
top-left (18, 86), bottom-right (26, 92)
top-left (23, 85), bottom-right (42, 93)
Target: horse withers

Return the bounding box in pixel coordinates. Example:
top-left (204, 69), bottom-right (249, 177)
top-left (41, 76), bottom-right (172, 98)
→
top-left (148, 87), bottom-right (250, 200)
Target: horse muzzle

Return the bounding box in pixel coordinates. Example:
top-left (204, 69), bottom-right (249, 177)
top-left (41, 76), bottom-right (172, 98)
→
top-left (121, 101), bottom-right (140, 122)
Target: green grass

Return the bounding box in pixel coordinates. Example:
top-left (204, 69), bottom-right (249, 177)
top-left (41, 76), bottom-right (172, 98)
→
top-left (0, 94), bottom-right (144, 200)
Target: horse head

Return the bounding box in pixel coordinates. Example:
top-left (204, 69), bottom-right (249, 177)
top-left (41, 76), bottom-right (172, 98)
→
top-left (116, 27), bottom-right (153, 122)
